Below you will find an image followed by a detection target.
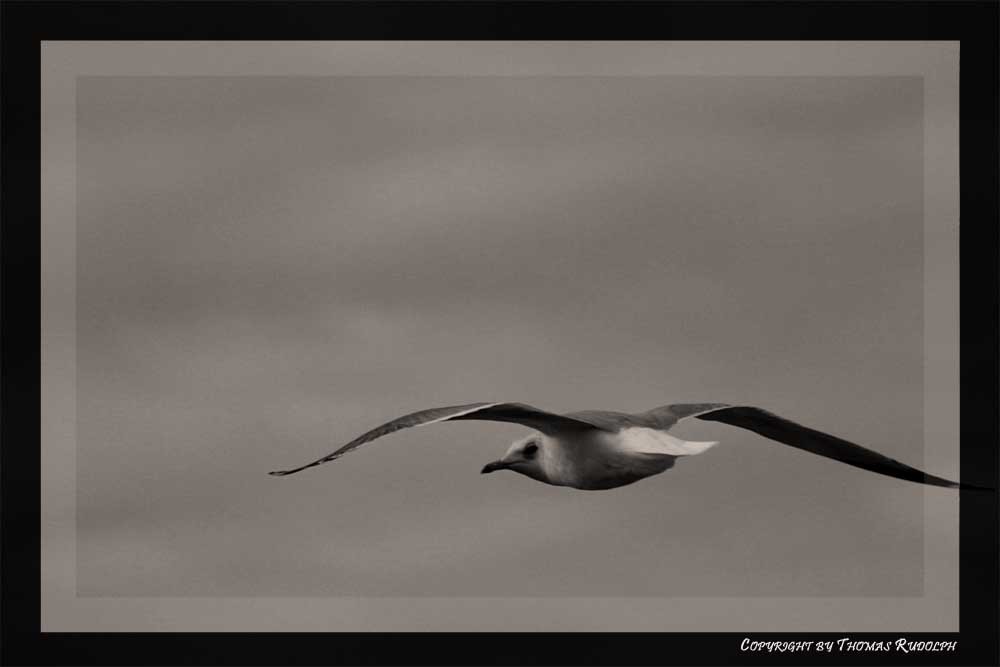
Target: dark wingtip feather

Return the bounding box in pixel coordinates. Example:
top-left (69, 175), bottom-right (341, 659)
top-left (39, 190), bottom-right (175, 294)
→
top-left (958, 482), bottom-right (995, 492)
top-left (920, 472), bottom-right (994, 491)
top-left (698, 406), bottom-right (993, 491)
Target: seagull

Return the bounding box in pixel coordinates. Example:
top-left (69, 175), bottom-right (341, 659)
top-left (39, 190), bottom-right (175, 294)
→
top-left (269, 402), bottom-right (986, 490)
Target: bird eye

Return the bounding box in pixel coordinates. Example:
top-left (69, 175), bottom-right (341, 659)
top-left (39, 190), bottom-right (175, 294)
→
top-left (523, 443), bottom-right (539, 457)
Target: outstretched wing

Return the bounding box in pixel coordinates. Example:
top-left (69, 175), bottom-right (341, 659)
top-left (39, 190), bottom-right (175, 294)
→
top-left (269, 402), bottom-right (604, 477)
top-left (655, 403), bottom-right (982, 490)
top-left (640, 403), bottom-right (733, 430)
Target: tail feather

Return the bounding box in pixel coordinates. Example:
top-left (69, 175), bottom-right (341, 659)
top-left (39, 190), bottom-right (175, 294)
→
top-left (676, 440), bottom-right (719, 456)
top-left (621, 428), bottom-right (719, 457)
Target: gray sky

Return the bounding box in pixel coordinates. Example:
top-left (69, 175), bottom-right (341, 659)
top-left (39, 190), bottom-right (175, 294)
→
top-left (76, 75), bottom-right (927, 598)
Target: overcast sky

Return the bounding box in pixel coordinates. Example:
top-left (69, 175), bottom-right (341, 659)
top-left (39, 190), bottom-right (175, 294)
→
top-left (75, 74), bottom-right (930, 599)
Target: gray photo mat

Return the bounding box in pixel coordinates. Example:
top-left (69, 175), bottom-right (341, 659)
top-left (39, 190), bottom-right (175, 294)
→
top-left (42, 41), bottom-right (959, 632)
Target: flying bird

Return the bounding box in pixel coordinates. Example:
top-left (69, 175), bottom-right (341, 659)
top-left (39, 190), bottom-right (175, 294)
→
top-left (269, 402), bottom-right (985, 490)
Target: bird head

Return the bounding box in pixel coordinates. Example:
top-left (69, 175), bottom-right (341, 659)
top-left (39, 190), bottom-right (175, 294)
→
top-left (480, 435), bottom-right (546, 482)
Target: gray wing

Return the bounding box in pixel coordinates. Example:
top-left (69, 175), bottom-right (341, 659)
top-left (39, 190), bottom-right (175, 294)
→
top-left (269, 402), bottom-right (605, 477)
top-left (565, 410), bottom-right (647, 431)
top-left (657, 403), bottom-right (983, 490)
top-left (639, 403), bottom-right (733, 429)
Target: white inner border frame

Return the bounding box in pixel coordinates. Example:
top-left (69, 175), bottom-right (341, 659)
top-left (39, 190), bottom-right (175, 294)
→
top-left (41, 41), bottom-right (960, 632)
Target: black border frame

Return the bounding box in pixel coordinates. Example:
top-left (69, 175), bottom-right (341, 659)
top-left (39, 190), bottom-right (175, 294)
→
top-left (2, 2), bottom-right (997, 665)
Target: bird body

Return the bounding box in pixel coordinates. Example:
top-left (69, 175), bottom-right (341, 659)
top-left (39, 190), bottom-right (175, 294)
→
top-left (270, 401), bottom-right (988, 491)
top-left (553, 441), bottom-right (677, 491)
top-left (517, 427), bottom-right (715, 490)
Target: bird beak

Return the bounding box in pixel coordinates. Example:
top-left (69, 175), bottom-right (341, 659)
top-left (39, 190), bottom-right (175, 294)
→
top-left (480, 460), bottom-right (509, 474)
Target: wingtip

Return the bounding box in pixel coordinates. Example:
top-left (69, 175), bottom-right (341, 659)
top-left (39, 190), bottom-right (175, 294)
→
top-left (935, 476), bottom-right (994, 491)
top-left (268, 470), bottom-right (289, 477)
top-left (928, 477), bottom-right (993, 491)
top-left (959, 482), bottom-right (995, 492)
